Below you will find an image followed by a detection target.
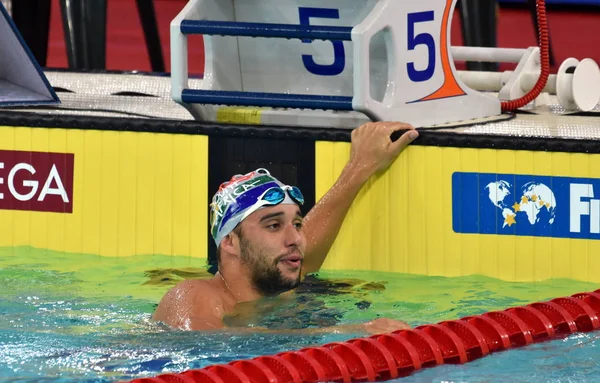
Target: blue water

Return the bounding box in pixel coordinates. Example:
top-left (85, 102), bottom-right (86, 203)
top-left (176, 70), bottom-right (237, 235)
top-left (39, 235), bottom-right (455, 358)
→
top-left (1, 247), bottom-right (600, 382)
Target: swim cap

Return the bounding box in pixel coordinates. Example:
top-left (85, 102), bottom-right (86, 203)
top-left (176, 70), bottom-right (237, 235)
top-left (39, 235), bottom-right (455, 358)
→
top-left (210, 169), bottom-right (304, 247)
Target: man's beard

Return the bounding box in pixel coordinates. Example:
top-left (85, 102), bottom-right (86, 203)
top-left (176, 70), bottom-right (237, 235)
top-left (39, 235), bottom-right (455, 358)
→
top-left (240, 236), bottom-right (301, 296)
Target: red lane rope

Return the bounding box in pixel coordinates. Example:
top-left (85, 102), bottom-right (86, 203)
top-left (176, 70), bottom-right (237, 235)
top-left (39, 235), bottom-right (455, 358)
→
top-left (500, 0), bottom-right (550, 111)
top-left (124, 288), bottom-right (600, 383)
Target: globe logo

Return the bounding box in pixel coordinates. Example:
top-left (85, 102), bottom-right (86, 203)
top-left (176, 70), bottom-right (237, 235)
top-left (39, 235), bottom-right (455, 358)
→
top-left (485, 181), bottom-right (557, 228)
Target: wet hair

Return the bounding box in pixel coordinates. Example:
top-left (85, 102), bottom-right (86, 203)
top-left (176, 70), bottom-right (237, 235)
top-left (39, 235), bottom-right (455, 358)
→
top-left (207, 225), bottom-right (243, 275)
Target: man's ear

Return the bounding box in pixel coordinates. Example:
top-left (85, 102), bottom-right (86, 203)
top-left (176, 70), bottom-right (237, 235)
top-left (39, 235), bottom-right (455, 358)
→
top-left (220, 231), bottom-right (241, 257)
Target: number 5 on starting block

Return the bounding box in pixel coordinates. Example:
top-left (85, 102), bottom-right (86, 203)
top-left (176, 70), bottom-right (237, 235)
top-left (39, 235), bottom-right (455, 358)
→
top-left (171, 0), bottom-right (500, 127)
top-left (351, 0), bottom-right (499, 124)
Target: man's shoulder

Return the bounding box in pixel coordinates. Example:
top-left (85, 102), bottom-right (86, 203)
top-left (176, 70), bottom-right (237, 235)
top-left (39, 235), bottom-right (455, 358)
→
top-left (167, 278), bottom-right (221, 301)
top-left (154, 278), bottom-right (221, 313)
top-left (153, 278), bottom-right (226, 329)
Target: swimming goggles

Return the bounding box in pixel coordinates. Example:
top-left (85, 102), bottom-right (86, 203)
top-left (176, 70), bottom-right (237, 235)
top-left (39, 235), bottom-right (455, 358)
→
top-left (239, 185), bottom-right (305, 222)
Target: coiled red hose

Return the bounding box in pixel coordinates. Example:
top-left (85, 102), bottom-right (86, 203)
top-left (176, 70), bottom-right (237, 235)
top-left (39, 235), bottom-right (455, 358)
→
top-left (124, 288), bottom-right (600, 383)
top-left (500, 0), bottom-right (550, 111)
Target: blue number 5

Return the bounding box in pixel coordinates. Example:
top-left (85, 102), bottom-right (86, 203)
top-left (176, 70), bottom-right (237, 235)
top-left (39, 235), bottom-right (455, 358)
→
top-left (299, 7), bottom-right (345, 76)
top-left (407, 11), bottom-right (436, 82)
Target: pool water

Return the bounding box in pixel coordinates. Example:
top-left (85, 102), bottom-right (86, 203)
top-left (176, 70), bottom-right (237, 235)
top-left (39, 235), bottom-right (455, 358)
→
top-left (1, 246), bottom-right (599, 383)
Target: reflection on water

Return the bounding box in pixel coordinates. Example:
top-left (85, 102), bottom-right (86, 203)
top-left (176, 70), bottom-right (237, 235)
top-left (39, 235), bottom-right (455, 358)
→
top-left (142, 268), bottom-right (212, 286)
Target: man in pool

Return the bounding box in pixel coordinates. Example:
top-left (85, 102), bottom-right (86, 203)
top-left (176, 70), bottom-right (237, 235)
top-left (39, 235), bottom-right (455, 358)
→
top-left (153, 122), bottom-right (419, 333)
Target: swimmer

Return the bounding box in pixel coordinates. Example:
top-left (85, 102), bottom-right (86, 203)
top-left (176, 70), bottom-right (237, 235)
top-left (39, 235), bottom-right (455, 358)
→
top-left (152, 122), bottom-right (419, 333)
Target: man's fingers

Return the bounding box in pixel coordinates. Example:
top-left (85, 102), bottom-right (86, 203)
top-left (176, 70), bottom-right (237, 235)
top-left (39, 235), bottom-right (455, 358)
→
top-left (390, 129), bottom-right (419, 153)
top-left (387, 122), bottom-right (414, 133)
top-left (386, 122), bottom-right (415, 142)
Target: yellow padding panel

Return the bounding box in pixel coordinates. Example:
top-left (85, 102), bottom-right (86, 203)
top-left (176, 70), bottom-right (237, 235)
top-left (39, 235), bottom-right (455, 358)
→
top-left (316, 142), bottom-right (600, 283)
top-left (0, 126), bottom-right (208, 258)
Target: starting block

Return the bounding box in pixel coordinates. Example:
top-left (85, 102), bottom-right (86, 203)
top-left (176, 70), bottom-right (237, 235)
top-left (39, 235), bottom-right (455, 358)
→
top-left (170, 0), bottom-right (599, 127)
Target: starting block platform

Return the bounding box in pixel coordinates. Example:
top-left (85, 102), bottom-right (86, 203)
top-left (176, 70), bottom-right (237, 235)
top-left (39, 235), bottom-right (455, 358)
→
top-left (1, 0), bottom-right (600, 283)
top-left (6, 70), bottom-right (599, 136)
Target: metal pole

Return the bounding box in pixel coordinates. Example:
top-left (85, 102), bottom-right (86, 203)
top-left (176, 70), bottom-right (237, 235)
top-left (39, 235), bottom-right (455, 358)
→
top-left (136, 0), bottom-right (165, 72)
top-left (459, 0), bottom-right (499, 71)
top-left (60, 0), bottom-right (107, 70)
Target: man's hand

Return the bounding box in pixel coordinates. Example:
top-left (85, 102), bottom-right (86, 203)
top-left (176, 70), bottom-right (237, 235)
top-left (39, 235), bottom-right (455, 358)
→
top-left (361, 317), bottom-right (412, 335)
top-left (348, 122), bottom-right (418, 181)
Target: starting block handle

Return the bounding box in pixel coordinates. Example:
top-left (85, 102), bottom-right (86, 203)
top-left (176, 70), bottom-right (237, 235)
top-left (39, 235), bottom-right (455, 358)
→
top-left (178, 19), bottom-right (355, 111)
top-left (181, 89), bottom-right (354, 110)
top-left (180, 20), bottom-right (353, 41)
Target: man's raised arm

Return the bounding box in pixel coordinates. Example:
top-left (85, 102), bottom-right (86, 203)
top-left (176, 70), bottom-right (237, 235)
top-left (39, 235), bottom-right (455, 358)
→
top-left (301, 122), bottom-right (418, 275)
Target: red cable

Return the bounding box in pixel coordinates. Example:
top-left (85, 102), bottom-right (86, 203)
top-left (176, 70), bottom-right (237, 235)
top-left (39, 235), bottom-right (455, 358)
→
top-left (500, 0), bottom-right (551, 111)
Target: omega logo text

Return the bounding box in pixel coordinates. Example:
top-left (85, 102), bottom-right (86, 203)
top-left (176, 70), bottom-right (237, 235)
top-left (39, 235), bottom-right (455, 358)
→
top-left (0, 150), bottom-right (74, 213)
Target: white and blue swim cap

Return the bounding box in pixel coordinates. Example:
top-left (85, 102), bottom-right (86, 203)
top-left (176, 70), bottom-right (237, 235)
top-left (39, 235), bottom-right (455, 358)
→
top-left (210, 168), bottom-right (304, 247)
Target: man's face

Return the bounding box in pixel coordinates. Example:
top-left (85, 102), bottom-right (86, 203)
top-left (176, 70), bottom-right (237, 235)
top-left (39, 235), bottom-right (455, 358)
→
top-left (237, 204), bottom-right (306, 296)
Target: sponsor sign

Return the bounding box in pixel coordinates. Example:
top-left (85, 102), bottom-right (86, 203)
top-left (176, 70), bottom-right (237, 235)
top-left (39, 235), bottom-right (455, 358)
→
top-left (0, 150), bottom-right (74, 213)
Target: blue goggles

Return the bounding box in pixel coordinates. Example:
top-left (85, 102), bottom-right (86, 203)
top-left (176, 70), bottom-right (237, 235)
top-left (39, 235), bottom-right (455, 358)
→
top-left (258, 185), bottom-right (304, 207)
